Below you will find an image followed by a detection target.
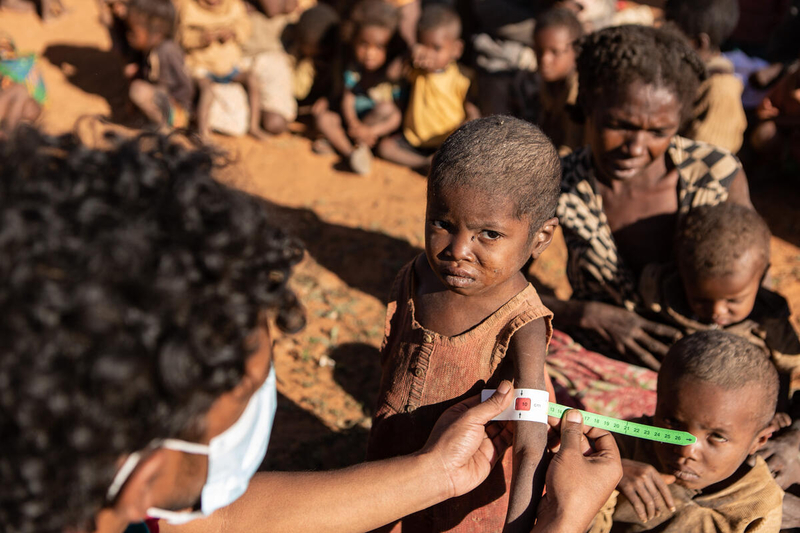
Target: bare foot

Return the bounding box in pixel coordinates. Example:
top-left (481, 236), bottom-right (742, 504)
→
top-left (250, 126), bottom-right (269, 141)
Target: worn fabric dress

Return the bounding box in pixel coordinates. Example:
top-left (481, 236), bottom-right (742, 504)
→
top-left (549, 137), bottom-right (742, 419)
top-left (367, 258), bottom-right (553, 532)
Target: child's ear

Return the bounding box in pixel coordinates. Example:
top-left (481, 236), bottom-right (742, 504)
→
top-left (748, 425), bottom-right (774, 455)
top-left (530, 217), bottom-right (559, 259)
top-left (697, 33), bottom-right (712, 54)
top-left (453, 38), bottom-right (464, 60)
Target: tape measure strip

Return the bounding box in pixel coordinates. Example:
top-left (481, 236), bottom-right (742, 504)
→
top-left (546, 403), bottom-right (696, 446)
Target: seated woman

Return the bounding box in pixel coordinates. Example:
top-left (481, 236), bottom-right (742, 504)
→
top-left (540, 25), bottom-right (752, 420)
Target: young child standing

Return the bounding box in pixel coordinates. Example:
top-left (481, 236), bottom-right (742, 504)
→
top-left (367, 116), bottom-right (561, 533)
top-left (666, 0), bottom-right (747, 153)
top-left (126, 0), bottom-right (194, 130)
top-left (533, 7), bottom-right (584, 155)
top-left (176, 0), bottom-right (266, 140)
top-left (638, 203), bottom-right (800, 391)
top-left (377, 4), bottom-right (479, 174)
top-left (314, 0), bottom-right (403, 175)
top-left (589, 330), bottom-right (783, 532)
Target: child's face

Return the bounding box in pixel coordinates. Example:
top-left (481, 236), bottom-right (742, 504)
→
top-left (534, 26), bottom-right (576, 83)
top-left (353, 25), bottom-right (392, 72)
top-left (681, 252), bottom-right (764, 327)
top-left (653, 377), bottom-right (771, 491)
top-left (126, 13), bottom-right (157, 51)
top-left (586, 81), bottom-right (681, 182)
top-left (425, 185), bottom-right (552, 296)
top-left (414, 27), bottom-right (462, 73)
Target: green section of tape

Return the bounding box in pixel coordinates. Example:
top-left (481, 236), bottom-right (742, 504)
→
top-left (548, 403), bottom-right (696, 446)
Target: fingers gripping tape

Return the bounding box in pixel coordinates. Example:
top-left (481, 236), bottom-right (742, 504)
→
top-left (480, 388), bottom-right (549, 423)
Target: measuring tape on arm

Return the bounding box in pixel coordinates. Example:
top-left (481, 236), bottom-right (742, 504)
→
top-left (481, 388), bottom-right (696, 446)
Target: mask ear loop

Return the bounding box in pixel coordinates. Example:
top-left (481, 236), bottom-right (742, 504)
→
top-left (105, 439), bottom-right (211, 504)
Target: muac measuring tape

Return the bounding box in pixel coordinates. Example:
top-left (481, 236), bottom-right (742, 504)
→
top-left (481, 388), bottom-right (696, 446)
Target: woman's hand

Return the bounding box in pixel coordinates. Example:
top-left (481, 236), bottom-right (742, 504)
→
top-left (535, 410), bottom-right (623, 533)
top-left (617, 459), bottom-right (675, 523)
top-left (579, 302), bottom-right (681, 370)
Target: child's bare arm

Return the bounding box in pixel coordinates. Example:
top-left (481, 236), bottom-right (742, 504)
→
top-left (464, 101), bottom-right (480, 122)
top-left (341, 90), bottom-right (360, 129)
top-left (503, 318), bottom-right (549, 533)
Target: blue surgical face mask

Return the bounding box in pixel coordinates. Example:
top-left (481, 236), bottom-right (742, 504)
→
top-left (107, 366), bottom-right (277, 524)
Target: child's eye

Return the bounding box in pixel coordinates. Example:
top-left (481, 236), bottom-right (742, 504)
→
top-left (709, 433), bottom-right (728, 444)
top-left (430, 219), bottom-right (448, 230)
top-left (480, 230), bottom-right (502, 240)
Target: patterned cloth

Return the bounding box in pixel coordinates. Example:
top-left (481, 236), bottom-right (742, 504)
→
top-left (557, 137), bottom-right (742, 311)
top-left (546, 330), bottom-right (657, 420)
top-left (0, 36), bottom-right (47, 105)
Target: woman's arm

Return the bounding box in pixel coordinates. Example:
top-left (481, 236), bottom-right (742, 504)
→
top-left (503, 318), bottom-right (549, 533)
top-left (727, 168), bottom-right (754, 208)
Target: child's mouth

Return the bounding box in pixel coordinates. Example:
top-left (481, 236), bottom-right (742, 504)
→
top-left (440, 267), bottom-right (475, 288)
top-left (667, 465), bottom-right (700, 481)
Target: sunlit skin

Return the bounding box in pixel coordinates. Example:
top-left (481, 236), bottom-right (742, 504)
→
top-left (586, 81), bottom-right (681, 185)
top-left (413, 26), bottom-right (463, 73)
top-left (353, 25), bottom-right (392, 72)
top-left (653, 377), bottom-right (772, 492)
top-left (681, 250), bottom-right (766, 327)
top-left (533, 26), bottom-right (576, 83)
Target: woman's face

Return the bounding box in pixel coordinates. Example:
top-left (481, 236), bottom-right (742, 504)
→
top-left (586, 81), bottom-right (681, 183)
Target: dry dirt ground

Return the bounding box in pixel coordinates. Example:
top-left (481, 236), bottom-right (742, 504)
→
top-left (3, 0), bottom-right (799, 472)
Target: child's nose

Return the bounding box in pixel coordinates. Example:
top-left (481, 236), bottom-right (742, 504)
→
top-left (449, 231), bottom-right (474, 261)
top-left (675, 440), bottom-right (698, 460)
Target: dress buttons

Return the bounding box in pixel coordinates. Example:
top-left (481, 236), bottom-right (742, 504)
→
top-left (414, 367), bottom-right (424, 377)
top-left (423, 333), bottom-right (433, 343)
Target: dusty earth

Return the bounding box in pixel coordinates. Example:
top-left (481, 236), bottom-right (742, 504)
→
top-left (3, 0), bottom-right (799, 472)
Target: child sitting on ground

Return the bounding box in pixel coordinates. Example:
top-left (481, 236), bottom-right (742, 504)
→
top-left (367, 116), bottom-right (560, 533)
top-left (639, 203), bottom-right (800, 392)
top-left (665, 0), bottom-right (747, 154)
top-left (176, 0), bottom-right (266, 140)
top-left (751, 57), bottom-right (800, 172)
top-left (126, 0), bottom-right (194, 130)
top-left (589, 330), bottom-right (783, 532)
top-left (377, 4), bottom-right (479, 174)
top-left (314, 0), bottom-right (403, 175)
top-left (0, 33), bottom-right (45, 135)
top-left (532, 7), bottom-right (583, 155)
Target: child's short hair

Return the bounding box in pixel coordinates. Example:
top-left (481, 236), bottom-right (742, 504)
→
top-left (660, 331), bottom-right (778, 427)
top-left (429, 116), bottom-right (561, 234)
top-left (676, 203), bottom-right (771, 281)
top-left (348, 0), bottom-right (399, 36)
top-left (665, 0), bottom-right (739, 50)
top-left (418, 4), bottom-right (462, 39)
top-left (533, 7), bottom-right (583, 42)
top-left (127, 0), bottom-right (176, 38)
top-left (296, 4), bottom-right (340, 51)
top-left (576, 25), bottom-right (706, 124)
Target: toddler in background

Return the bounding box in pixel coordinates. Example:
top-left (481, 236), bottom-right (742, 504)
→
top-left (368, 116), bottom-right (560, 533)
top-left (590, 331), bottom-right (783, 532)
top-left (377, 4), bottom-right (479, 174)
top-left (665, 0), bottom-right (747, 154)
top-left (639, 203), bottom-right (800, 391)
top-left (314, 0), bottom-right (403, 175)
top-left (0, 33), bottom-right (45, 135)
top-left (289, 3), bottom-right (340, 109)
top-left (176, 0), bottom-right (266, 140)
top-left (126, 0), bottom-right (194, 130)
top-left (532, 7), bottom-right (583, 155)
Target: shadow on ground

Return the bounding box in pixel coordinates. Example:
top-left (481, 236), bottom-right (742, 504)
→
top-left (43, 44), bottom-right (130, 123)
top-left (262, 200), bottom-right (422, 304)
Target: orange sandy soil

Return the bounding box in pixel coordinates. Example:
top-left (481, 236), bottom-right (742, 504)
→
top-left (3, 0), bottom-right (799, 471)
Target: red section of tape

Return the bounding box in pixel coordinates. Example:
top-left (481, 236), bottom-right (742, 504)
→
top-left (515, 398), bottom-right (531, 411)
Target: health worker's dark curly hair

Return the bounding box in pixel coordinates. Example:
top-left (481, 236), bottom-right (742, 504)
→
top-left (576, 25), bottom-right (706, 124)
top-left (0, 126), bottom-right (305, 533)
